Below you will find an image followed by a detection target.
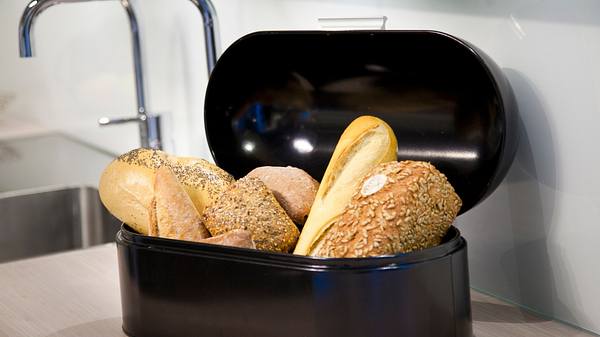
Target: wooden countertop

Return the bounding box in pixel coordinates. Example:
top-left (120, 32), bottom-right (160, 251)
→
top-left (0, 244), bottom-right (594, 337)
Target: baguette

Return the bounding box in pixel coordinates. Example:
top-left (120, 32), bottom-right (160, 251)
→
top-left (293, 116), bottom-right (398, 255)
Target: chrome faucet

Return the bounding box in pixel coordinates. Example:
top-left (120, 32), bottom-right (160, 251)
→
top-left (189, 0), bottom-right (220, 74)
top-left (18, 0), bottom-right (162, 149)
top-left (19, 0), bottom-right (221, 150)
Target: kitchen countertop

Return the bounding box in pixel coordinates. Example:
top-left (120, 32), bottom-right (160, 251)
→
top-left (0, 244), bottom-right (595, 337)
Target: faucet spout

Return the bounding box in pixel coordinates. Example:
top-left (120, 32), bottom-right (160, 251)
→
top-left (19, 0), bottom-right (54, 57)
top-left (19, 0), bottom-right (220, 150)
top-left (18, 0), bottom-right (161, 149)
top-left (189, 0), bottom-right (219, 74)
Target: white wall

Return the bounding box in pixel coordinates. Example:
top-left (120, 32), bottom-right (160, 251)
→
top-left (1, 0), bottom-right (599, 334)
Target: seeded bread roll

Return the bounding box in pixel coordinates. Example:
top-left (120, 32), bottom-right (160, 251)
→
top-left (99, 148), bottom-right (234, 235)
top-left (202, 176), bottom-right (300, 252)
top-left (310, 161), bottom-right (462, 258)
top-left (168, 156), bottom-right (235, 214)
top-left (246, 166), bottom-right (319, 224)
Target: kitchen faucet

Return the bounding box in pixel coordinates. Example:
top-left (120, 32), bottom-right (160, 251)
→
top-left (18, 0), bottom-right (220, 150)
top-left (19, 0), bottom-right (159, 149)
top-left (189, 0), bottom-right (220, 74)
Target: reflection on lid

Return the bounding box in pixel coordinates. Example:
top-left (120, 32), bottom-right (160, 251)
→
top-left (397, 148), bottom-right (478, 161)
top-left (293, 138), bottom-right (314, 154)
top-left (242, 141), bottom-right (255, 153)
top-left (234, 103), bottom-right (267, 133)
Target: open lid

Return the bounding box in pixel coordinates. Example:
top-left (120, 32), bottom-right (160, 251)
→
top-left (204, 30), bottom-right (518, 214)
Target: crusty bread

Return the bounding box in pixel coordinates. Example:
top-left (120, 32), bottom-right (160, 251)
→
top-left (98, 148), bottom-right (234, 235)
top-left (201, 230), bottom-right (256, 249)
top-left (150, 167), bottom-right (254, 249)
top-left (166, 155), bottom-right (235, 215)
top-left (293, 116), bottom-right (398, 255)
top-left (246, 166), bottom-right (319, 224)
top-left (202, 176), bottom-right (299, 253)
top-left (151, 166), bottom-right (211, 241)
top-left (310, 161), bottom-right (462, 258)
top-left (99, 148), bottom-right (166, 235)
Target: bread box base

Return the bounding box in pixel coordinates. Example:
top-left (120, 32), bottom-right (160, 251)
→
top-left (116, 225), bottom-right (472, 337)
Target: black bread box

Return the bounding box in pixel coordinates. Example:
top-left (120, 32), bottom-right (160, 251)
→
top-left (117, 30), bottom-right (518, 337)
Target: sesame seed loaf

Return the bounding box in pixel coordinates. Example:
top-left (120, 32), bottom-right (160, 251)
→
top-left (166, 155), bottom-right (235, 214)
top-left (99, 148), bottom-right (234, 235)
top-left (310, 161), bottom-right (462, 258)
top-left (202, 176), bottom-right (300, 253)
top-left (246, 166), bottom-right (319, 225)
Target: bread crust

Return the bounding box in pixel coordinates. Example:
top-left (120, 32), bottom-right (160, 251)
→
top-left (294, 116), bottom-right (398, 255)
top-left (310, 161), bottom-right (462, 258)
top-left (166, 155), bottom-right (235, 214)
top-left (201, 230), bottom-right (256, 249)
top-left (98, 148), bottom-right (234, 235)
top-left (99, 149), bottom-right (167, 235)
top-left (246, 166), bottom-right (318, 224)
top-left (202, 176), bottom-right (299, 252)
top-left (152, 166), bottom-right (211, 241)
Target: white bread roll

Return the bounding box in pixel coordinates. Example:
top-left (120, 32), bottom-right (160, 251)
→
top-left (99, 148), bottom-right (234, 235)
top-left (245, 166), bottom-right (319, 224)
top-left (294, 116), bottom-right (398, 255)
top-left (310, 161), bottom-right (462, 258)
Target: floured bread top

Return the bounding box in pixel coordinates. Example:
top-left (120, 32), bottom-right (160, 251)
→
top-left (311, 161), bottom-right (462, 258)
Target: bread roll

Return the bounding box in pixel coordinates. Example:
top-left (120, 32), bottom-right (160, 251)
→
top-left (310, 161), bottom-right (462, 258)
top-left (201, 230), bottom-right (256, 249)
top-left (167, 156), bottom-right (235, 214)
top-left (202, 176), bottom-right (299, 253)
top-left (246, 166), bottom-right (319, 224)
top-left (293, 116), bottom-right (398, 255)
top-left (99, 148), bottom-right (234, 235)
top-left (100, 149), bottom-right (166, 235)
top-left (150, 167), bottom-right (255, 249)
top-left (151, 166), bottom-right (211, 241)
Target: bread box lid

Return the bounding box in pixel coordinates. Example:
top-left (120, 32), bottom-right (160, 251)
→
top-left (204, 30), bottom-right (518, 214)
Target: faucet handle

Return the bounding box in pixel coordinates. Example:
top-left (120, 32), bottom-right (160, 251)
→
top-left (98, 115), bottom-right (145, 126)
top-left (98, 114), bottom-right (162, 150)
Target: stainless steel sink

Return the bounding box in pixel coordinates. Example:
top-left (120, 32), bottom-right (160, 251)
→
top-left (0, 186), bottom-right (121, 263)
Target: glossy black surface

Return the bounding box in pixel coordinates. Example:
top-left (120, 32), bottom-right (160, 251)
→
top-left (205, 30), bottom-right (518, 213)
top-left (117, 225), bottom-right (472, 337)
